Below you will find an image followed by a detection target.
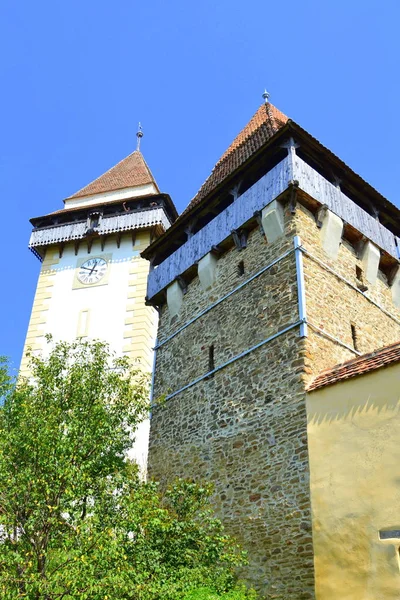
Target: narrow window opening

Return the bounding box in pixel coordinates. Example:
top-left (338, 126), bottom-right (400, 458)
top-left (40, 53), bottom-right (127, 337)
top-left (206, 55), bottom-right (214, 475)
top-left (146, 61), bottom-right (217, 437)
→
top-left (356, 265), bottom-right (363, 282)
top-left (77, 310), bottom-right (90, 338)
top-left (351, 323), bottom-right (359, 352)
top-left (208, 344), bottom-right (215, 374)
top-left (237, 260), bottom-right (245, 277)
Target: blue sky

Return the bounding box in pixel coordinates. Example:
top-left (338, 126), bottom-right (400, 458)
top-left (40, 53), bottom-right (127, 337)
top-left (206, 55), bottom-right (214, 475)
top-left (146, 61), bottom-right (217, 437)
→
top-left (1, 0), bottom-right (399, 369)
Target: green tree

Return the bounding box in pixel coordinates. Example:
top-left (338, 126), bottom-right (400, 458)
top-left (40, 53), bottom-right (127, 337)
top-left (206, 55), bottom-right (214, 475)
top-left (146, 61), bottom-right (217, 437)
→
top-left (0, 340), bottom-right (253, 599)
top-left (183, 586), bottom-right (257, 599)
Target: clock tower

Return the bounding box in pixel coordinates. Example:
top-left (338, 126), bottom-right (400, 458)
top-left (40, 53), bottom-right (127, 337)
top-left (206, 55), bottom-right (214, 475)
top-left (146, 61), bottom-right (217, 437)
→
top-left (22, 144), bottom-right (177, 469)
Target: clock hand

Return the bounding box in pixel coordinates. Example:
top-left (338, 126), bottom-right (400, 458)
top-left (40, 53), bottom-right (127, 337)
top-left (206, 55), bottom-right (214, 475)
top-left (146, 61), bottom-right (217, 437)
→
top-left (89, 263), bottom-right (98, 276)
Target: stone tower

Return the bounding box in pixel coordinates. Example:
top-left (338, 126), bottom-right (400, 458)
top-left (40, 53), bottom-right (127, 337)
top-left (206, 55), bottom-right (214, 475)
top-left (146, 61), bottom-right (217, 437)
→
top-left (142, 101), bottom-right (400, 598)
top-left (23, 147), bottom-right (177, 470)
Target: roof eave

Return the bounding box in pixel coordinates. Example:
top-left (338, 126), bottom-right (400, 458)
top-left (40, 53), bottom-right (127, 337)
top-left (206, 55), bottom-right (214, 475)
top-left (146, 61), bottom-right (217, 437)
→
top-left (143, 119), bottom-right (400, 262)
top-left (307, 341), bottom-right (400, 392)
top-left (63, 181), bottom-right (161, 203)
top-left (30, 192), bottom-right (178, 228)
top-left (288, 121), bottom-right (400, 225)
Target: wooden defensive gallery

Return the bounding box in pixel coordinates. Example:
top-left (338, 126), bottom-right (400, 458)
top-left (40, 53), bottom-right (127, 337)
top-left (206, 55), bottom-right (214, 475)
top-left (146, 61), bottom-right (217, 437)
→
top-left (24, 95), bottom-right (400, 599)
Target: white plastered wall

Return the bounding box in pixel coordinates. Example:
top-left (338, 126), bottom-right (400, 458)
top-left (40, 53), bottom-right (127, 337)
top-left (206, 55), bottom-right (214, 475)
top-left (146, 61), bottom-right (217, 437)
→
top-left (45, 238), bottom-right (133, 351)
top-left (24, 233), bottom-right (156, 475)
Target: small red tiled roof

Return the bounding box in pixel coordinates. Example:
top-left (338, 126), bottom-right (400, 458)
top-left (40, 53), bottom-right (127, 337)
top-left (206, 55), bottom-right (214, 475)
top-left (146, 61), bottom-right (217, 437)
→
top-left (67, 150), bottom-right (160, 200)
top-left (182, 102), bottom-right (288, 215)
top-left (307, 341), bottom-right (400, 391)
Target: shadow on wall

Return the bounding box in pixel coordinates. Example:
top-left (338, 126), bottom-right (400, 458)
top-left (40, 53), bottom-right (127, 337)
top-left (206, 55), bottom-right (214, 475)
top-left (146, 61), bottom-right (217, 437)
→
top-left (306, 370), bottom-right (400, 428)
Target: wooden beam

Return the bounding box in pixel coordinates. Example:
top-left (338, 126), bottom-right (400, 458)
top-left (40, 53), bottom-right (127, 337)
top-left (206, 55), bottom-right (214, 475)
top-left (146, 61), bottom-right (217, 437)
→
top-left (288, 180), bottom-right (299, 214)
top-left (231, 229), bottom-right (248, 251)
top-left (253, 210), bottom-right (264, 236)
top-left (177, 275), bottom-right (188, 295)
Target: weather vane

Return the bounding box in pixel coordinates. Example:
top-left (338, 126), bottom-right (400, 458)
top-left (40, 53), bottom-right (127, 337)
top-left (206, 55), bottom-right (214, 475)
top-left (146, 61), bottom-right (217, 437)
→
top-left (136, 122), bottom-right (143, 151)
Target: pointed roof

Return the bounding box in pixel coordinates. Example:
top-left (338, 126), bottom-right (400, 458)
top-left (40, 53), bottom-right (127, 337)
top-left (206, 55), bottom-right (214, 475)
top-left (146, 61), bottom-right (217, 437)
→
top-left (67, 150), bottom-right (160, 200)
top-left (143, 98), bottom-right (400, 267)
top-left (184, 102), bottom-right (288, 213)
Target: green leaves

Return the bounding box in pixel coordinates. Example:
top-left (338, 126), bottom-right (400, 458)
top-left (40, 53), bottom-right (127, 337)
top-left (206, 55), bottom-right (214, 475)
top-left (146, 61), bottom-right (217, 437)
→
top-left (183, 588), bottom-right (258, 600)
top-left (0, 340), bottom-right (255, 599)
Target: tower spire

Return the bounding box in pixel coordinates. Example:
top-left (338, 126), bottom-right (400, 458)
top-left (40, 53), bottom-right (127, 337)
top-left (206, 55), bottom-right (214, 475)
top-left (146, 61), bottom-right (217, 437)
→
top-left (262, 89), bottom-right (270, 104)
top-left (136, 122), bottom-right (144, 151)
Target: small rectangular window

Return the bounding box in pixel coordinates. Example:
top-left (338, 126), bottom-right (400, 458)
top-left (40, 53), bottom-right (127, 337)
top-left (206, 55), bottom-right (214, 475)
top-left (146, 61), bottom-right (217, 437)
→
top-left (351, 323), bottom-right (359, 352)
top-left (237, 260), bottom-right (245, 277)
top-left (356, 265), bottom-right (363, 282)
top-left (208, 344), bottom-right (215, 372)
top-left (77, 310), bottom-right (90, 338)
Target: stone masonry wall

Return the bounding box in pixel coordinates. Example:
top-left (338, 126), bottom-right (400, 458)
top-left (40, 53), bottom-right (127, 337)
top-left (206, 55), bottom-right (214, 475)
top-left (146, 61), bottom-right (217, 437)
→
top-left (149, 210), bottom-right (316, 599)
top-left (148, 196), bottom-right (400, 599)
top-left (294, 205), bottom-right (400, 382)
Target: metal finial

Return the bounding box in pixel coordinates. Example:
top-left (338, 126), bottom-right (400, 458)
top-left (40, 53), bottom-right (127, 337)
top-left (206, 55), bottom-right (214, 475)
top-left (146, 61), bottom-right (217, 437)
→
top-left (136, 122), bottom-right (143, 151)
top-left (262, 89), bottom-right (270, 104)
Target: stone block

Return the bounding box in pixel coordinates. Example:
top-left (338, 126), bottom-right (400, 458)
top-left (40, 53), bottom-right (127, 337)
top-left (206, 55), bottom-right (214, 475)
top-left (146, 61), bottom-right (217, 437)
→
top-left (166, 280), bottom-right (183, 317)
top-left (261, 200), bottom-right (285, 243)
top-left (320, 209), bottom-right (343, 259)
top-left (391, 267), bottom-right (400, 309)
top-left (361, 240), bottom-right (380, 285)
top-left (198, 252), bottom-right (218, 290)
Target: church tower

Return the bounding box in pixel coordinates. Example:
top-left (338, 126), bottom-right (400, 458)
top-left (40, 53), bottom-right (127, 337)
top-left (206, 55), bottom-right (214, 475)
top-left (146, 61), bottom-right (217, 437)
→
top-left (143, 98), bottom-right (400, 598)
top-left (22, 138), bottom-right (177, 468)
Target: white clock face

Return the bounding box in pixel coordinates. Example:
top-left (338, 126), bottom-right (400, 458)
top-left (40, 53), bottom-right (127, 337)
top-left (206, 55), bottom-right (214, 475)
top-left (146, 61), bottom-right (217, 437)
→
top-left (77, 257), bottom-right (108, 285)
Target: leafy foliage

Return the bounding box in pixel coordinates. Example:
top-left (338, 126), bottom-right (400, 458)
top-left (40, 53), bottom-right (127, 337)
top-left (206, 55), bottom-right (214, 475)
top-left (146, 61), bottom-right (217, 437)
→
top-left (0, 340), bottom-right (253, 599)
top-left (183, 585), bottom-right (257, 599)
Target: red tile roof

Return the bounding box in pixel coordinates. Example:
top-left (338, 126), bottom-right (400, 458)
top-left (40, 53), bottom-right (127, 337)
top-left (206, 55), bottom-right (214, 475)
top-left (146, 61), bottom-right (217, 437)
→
top-left (182, 102), bottom-right (288, 215)
top-left (307, 341), bottom-right (400, 391)
top-left (66, 150), bottom-right (160, 200)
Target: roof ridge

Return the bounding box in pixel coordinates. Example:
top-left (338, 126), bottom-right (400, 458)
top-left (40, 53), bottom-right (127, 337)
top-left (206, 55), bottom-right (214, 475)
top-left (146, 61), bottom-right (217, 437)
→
top-left (215, 105), bottom-right (272, 169)
top-left (138, 152), bottom-right (160, 194)
top-left (181, 102), bottom-right (289, 215)
top-left (191, 109), bottom-right (274, 205)
top-left (265, 101), bottom-right (280, 134)
top-left (66, 150), bottom-right (135, 199)
top-left (216, 104), bottom-right (269, 166)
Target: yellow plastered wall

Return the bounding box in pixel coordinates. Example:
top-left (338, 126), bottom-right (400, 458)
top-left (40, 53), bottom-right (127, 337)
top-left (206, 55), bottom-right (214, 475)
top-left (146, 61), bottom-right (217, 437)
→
top-left (306, 363), bottom-right (400, 599)
top-left (123, 230), bottom-right (157, 372)
top-left (20, 249), bottom-right (60, 376)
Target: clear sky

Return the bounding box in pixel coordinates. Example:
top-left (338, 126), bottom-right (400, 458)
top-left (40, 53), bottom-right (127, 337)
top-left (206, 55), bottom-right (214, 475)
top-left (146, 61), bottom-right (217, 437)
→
top-left (1, 0), bottom-right (399, 369)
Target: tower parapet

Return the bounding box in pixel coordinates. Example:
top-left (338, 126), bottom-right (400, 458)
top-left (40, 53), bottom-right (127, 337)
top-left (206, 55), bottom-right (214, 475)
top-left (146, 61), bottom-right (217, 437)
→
top-left (145, 139), bottom-right (400, 309)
